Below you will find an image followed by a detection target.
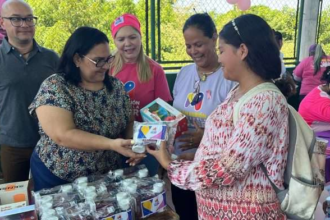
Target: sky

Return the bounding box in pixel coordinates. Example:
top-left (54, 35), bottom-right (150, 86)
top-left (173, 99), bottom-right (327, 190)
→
top-left (175, 0), bottom-right (330, 14)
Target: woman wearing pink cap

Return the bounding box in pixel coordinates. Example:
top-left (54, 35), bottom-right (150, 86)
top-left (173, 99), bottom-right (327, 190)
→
top-left (110, 14), bottom-right (172, 175)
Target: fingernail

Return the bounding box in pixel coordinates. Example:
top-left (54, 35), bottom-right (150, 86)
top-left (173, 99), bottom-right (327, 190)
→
top-left (131, 140), bottom-right (135, 145)
top-left (125, 160), bottom-right (129, 163)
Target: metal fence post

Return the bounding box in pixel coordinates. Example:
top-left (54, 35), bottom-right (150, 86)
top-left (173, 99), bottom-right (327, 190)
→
top-left (295, 0), bottom-right (305, 64)
top-left (150, 0), bottom-right (156, 60)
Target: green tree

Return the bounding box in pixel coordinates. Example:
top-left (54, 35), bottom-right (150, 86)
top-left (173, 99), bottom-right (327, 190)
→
top-left (26, 0), bottom-right (137, 54)
top-left (318, 6), bottom-right (330, 55)
top-left (25, 0), bottom-right (320, 67)
top-left (158, 4), bottom-right (298, 68)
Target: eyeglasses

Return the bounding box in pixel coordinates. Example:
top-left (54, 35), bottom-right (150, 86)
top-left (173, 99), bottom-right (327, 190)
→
top-left (83, 55), bottom-right (114, 68)
top-left (2, 16), bottom-right (37, 27)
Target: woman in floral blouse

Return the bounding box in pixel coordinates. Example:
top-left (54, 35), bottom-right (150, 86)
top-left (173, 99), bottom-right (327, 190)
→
top-left (148, 15), bottom-right (289, 219)
top-left (29, 27), bottom-right (145, 191)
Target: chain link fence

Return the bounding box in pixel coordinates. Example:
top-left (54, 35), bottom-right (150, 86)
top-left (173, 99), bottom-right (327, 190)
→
top-left (153, 0), bottom-right (300, 70)
top-left (26, 0), bottom-right (322, 70)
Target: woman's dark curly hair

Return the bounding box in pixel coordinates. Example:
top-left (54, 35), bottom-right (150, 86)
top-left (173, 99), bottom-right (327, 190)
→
top-left (274, 73), bottom-right (297, 99)
top-left (320, 66), bottom-right (330, 95)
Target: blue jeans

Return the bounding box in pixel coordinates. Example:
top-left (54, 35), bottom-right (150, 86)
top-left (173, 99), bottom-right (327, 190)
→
top-left (139, 154), bottom-right (159, 176)
top-left (30, 150), bottom-right (69, 191)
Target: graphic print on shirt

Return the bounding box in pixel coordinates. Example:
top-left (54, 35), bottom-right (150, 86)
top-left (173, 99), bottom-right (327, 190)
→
top-left (321, 58), bottom-right (330, 68)
top-left (124, 81), bottom-right (140, 117)
top-left (311, 58), bottom-right (330, 69)
top-left (124, 81), bottom-right (135, 99)
top-left (185, 92), bottom-right (204, 111)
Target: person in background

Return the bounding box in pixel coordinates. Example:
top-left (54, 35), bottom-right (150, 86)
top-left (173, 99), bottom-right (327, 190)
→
top-left (298, 66), bottom-right (330, 184)
top-left (274, 74), bottom-right (296, 100)
top-left (273, 30), bottom-right (297, 105)
top-left (148, 14), bottom-right (289, 219)
top-left (29, 27), bottom-right (145, 191)
top-left (110, 13), bottom-right (172, 176)
top-left (0, 0), bottom-right (6, 180)
top-left (0, 0), bottom-right (6, 44)
top-left (293, 44), bottom-right (330, 101)
top-left (299, 66), bottom-right (330, 130)
top-left (274, 30), bottom-right (283, 51)
top-left (0, 27), bottom-right (4, 44)
top-left (0, 0), bottom-right (59, 183)
top-left (274, 30), bottom-right (286, 76)
top-left (309, 44), bottom-right (317, 57)
top-left (170, 13), bottom-right (235, 220)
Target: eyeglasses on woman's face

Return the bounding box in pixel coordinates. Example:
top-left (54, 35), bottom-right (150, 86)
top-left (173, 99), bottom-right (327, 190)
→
top-left (83, 55), bottom-right (114, 68)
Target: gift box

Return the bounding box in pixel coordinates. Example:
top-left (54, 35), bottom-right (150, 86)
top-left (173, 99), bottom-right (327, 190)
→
top-left (0, 180), bottom-right (36, 219)
top-left (140, 98), bottom-right (188, 138)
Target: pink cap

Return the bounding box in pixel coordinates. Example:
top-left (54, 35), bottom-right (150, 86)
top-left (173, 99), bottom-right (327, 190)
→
top-left (111, 13), bottom-right (141, 38)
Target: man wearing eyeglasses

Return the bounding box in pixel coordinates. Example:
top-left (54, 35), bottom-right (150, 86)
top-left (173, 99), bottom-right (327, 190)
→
top-left (0, 0), bottom-right (59, 183)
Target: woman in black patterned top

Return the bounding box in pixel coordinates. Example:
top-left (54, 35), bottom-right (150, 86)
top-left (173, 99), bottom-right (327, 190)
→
top-left (29, 27), bottom-right (145, 191)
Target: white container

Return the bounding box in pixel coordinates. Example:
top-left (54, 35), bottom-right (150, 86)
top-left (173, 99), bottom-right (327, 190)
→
top-left (75, 176), bottom-right (88, 185)
top-left (118, 198), bottom-right (130, 211)
top-left (60, 184), bottom-right (73, 193)
top-left (116, 192), bottom-right (129, 201)
top-left (114, 169), bottom-right (124, 177)
top-left (152, 182), bottom-right (164, 194)
top-left (132, 145), bottom-right (146, 154)
top-left (122, 179), bottom-right (134, 187)
top-left (40, 195), bottom-right (53, 204)
top-left (138, 168), bottom-right (149, 178)
top-left (127, 184), bottom-right (137, 194)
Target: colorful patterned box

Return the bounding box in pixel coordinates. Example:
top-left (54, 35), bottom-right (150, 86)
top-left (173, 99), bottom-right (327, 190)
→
top-left (137, 124), bottom-right (167, 141)
top-left (141, 191), bottom-right (166, 218)
top-left (140, 98), bottom-right (188, 138)
top-left (0, 181), bottom-right (36, 219)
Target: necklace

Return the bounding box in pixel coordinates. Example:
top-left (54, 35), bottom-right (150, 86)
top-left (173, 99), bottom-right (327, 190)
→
top-left (197, 63), bottom-right (221, 82)
top-left (9, 41), bottom-right (34, 56)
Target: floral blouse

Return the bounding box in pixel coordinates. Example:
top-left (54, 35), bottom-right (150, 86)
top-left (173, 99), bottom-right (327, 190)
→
top-left (29, 74), bottom-right (132, 182)
top-left (168, 89), bottom-right (289, 219)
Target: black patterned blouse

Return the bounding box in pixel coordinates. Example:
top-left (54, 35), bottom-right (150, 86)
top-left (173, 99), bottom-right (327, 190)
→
top-left (29, 74), bottom-right (132, 181)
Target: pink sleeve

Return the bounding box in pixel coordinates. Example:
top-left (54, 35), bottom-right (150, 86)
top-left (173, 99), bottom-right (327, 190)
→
top-left (293, 58), bottom-right (309, 80)
top-left (168, 92), bottom-right (288, 191)
top-left (152, 61), bottom-right (173, 102)
top-left (314, 99), bottom-right (330, 123)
